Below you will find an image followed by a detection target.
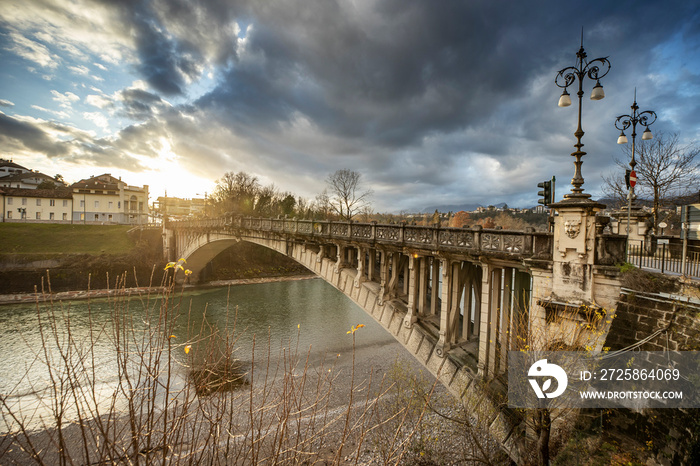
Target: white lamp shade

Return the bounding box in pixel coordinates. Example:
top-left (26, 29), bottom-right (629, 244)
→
top-left (642, 128), bottom-right (653, 140)
top-left (558, 91), bottom-right (572, 107)
top-left (590, 82), bottom-right (605, 100)
top-left (617, 133), bottom-right (628, 144)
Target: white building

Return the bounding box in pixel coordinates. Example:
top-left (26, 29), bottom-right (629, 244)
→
top-left (0, 159), bottom-right (30, 178)
top-left (71, 174), bottom-right (149, 224)
top-left (1, 187), bottom-right (73, 223)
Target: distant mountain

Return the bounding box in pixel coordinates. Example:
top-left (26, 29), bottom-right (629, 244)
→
top-left (422, 202), bottom-right (507, 213)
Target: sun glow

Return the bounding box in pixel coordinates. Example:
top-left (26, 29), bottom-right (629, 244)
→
top-left (130, 138), bottom-right (214, 201)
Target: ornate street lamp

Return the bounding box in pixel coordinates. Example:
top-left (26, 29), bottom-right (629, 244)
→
top-left (615, 90), bottom-right (656, 195)
top-left (555, 38), bottom-right (611, 199)
top-left (614, 90), bottom-right (656, 238)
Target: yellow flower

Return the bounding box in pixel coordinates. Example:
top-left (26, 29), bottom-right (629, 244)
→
top-left (164, 261), bottom-right (176, 270)
top-left (184, 269), bottom-right (193, 276)
top-left (347, 323), bottom-right (366, 334)
top-left (184, 345), bottom-right (191, 354)
top-left (169, 335), bottom-right (176, 339)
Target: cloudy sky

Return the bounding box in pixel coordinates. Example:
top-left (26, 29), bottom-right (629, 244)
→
top-left (1, 0), bottom-right (699, 212)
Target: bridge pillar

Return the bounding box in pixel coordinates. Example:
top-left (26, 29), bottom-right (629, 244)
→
top-left (418, 256), bottom-right (429, 315)
top-left (334, 243), bottom-right (345, 274)
top-left (367, 249), bottom-right (376, 282)
top-left (436, 258), bottom-right (451, 357)
top-left (378, 249), bottom-right (389, 305)
top-left (478, 262), bottom-right (504, 377)
top-left (354, 246), bottom-right (366, 288)
top-left (430, 257), bottom-right (440, 316)
top-left (499, 268), bottom-right (514, 372)
top-left (403, 253), bottom-right (420, 328)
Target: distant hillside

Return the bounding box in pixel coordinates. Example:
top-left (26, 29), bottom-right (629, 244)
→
top-left (422, 202), bottom-right (507, 213)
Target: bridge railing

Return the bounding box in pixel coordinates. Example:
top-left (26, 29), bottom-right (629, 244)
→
top-left (171, 216), bottom-right (553, 258)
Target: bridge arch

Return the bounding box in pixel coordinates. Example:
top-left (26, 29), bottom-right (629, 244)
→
top-left (165, 207), bottom-right (627, 463)
top-left (165, 219), bottom-right (544, 460)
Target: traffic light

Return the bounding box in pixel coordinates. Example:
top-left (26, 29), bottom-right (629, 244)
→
top-left (625, 169), bottom-right (631, 189)
top-left (538, 180), bottom-right (552, 206)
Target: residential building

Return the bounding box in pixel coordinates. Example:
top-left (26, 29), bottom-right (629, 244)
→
top-left (1, 187), bottom-right (73, 223)
top-left (155, 196), bottom-right (207, 219)
top-left (70, 174), bottom-right (149, 224)
top-left (0, 171), bottom-right (64, 189)
top-left (0, 159), bottom-right (30, 178)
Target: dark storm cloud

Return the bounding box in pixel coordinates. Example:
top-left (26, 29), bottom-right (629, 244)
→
top-left (3, 0), bottom-right (698, 210)
top-left (0, 112), bottom-right (69, 157)
top-left (0, 112), bottom-right (147, 170)
top-left (119, 88), bottom-right (169, 120)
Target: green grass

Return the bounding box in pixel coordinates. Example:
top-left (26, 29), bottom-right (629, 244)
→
top-left (0, 223), bottom-right (135, 255)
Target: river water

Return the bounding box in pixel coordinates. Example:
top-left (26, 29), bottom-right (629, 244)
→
top-left (0, 278), bottom-right (402, 432)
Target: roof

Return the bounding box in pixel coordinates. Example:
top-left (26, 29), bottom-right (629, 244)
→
top-left (0, 172), bottom-right (60, 183)
top-left (0, 187), bottom-right (73, 199)
top-left (0, 159), bottom-right (29, 171)
top-left (70, 173), bottom-right (122, 190)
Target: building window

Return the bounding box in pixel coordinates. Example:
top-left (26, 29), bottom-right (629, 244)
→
top-left (139, 202), bottom-right (143, 211)
top-left (62, 213), bottom-right (67, 221)
top-left (63, 200), bottom-right (68, 207)
top-left (7, 198), bottom-right (12, 205)
top-left (36, 199), bottom-right (41, 206)
top-left (80, 200), bottom-right (85, 208)
top-left (36, 212), bottom-right (41, 220)
top-left (94, 200), bottom-right (99, 208)
top-left (108, 214), bottom-right (113, 221)
top-left (108, 201), bottom-right (113, 209)
top-left (6, 211), bottom-right (11, 219)
top-left (50, 199), bottom-right (55, 206)
top-left (80, 213), bottom-right (85, 221)
top-left (94, 214), bottom-right (99, 220)
top-left (50, 212), bottom-right (55, 220)
top-left (22, 198), bottom-right (27, 205)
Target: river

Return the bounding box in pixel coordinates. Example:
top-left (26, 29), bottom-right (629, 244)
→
top-left (0, 278), bottom-right (414, 432)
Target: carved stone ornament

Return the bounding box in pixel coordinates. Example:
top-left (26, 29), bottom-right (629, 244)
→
top-left (564, 219), bottom-right (581, 239)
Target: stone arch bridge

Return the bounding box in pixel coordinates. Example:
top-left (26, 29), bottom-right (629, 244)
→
top-left (164, 207), bottom-right (626, 459)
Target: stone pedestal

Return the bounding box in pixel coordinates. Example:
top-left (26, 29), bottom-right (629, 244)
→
top-left (550, 197), bottom-right (605, 303)
top-left (610, 205), bottom-right (651, 246)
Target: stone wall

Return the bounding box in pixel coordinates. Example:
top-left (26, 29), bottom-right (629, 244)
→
top-left (602, 288), bottom-right (700, 465)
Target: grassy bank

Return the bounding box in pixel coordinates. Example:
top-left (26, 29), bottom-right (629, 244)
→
top-left (0, 223), bottom-right (311, 293)
top-left (0, 223), bottom-right (135, 255)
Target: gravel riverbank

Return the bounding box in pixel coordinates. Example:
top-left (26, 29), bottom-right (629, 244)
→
top-left (0, 274), bottom-right (317, 306)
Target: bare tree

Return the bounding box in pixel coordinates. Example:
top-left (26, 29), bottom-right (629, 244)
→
top-left (602, 132), bottom-right (700, 233)
top-left (325, 169), bottom-right (373, 221)
top-left (211, 171), bottom-right (260, 215)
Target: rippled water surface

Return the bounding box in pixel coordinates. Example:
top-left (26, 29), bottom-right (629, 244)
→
top-left (0, 278), bottom-right (394, 431)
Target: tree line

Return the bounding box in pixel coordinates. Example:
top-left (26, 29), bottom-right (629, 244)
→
top-left (208, 169), bottom-right (373, 221)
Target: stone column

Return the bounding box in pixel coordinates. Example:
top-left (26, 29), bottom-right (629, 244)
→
top-left (354, 246), bottom-right (365, 288)
top-left (477, 262), bottom-right (492, 377)
top-left (430, 257), bottom-right (440, 316)
top-left (379, 250), bottom-right (389, 305)
top-left (500, 268), bottom-right (513, 373)
top-left (335, 243), bottom-right (345, 274)
top-left (436, 258), bottom-right (451, 357)
top-left (403, 253), bottom-right (419, 328)
top-left (418, 256), bottom-right (429, 315)
top-left (462, 266), bottom-right (474, 341)
top-left (367, 249), bottom-right (376, 281)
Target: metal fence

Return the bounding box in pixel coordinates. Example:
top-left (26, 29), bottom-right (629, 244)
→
top-left (628, 240), bottom-right (700, 278)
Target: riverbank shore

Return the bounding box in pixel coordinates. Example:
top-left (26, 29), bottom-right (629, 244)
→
top-left (0, 274), bottom-right (318, 306)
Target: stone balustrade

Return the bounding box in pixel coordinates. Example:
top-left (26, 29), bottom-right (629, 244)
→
top-left (171, 215), bottom-right (554, 260)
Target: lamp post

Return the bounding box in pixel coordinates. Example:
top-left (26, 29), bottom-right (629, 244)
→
top-left (555, 37), bottom-right (611, 199)
top-left (614, 90), bottom-right (656, 238)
